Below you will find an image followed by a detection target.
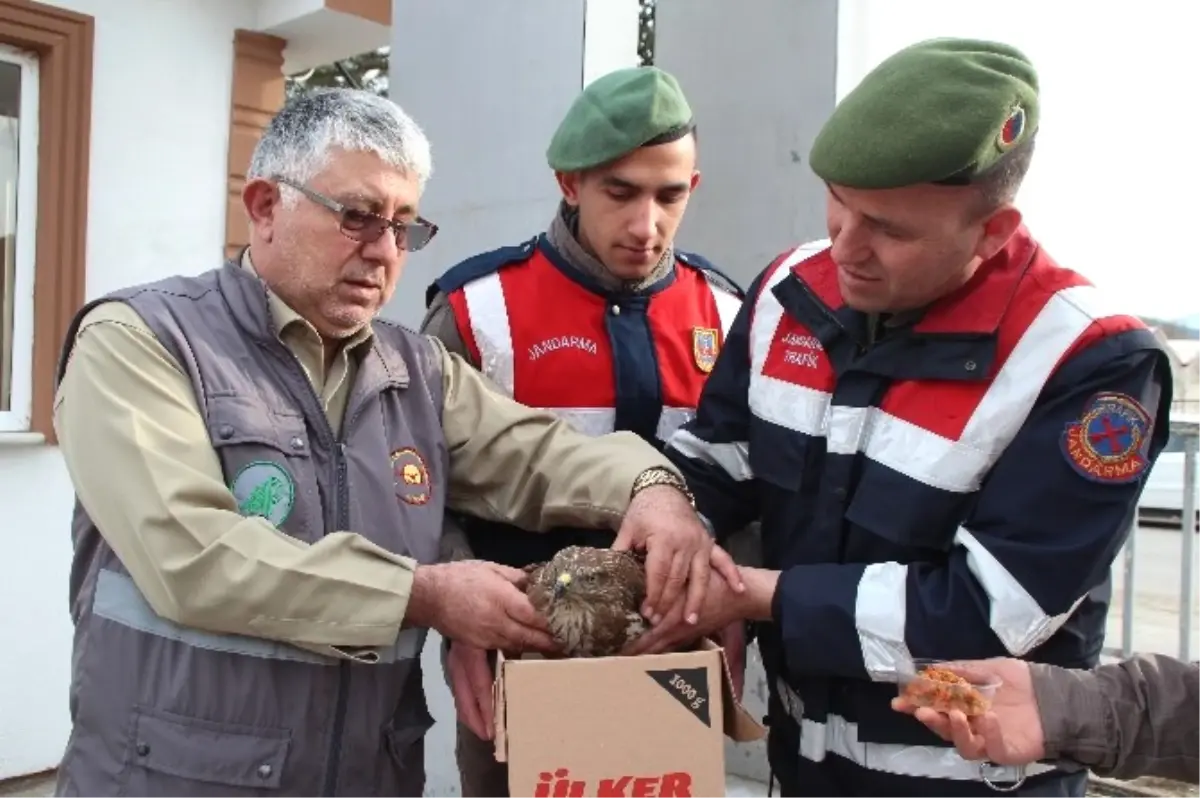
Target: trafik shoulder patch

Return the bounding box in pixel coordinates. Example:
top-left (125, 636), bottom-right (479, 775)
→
top-left (1061, 391), bottom-right (1152, 484)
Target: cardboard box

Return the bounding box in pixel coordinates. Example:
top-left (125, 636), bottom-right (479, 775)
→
top-left (493, 638), bottom-right (766, 797)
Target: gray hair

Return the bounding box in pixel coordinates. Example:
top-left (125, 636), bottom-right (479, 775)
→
top-left (247, 88), bottom-right (433, 204)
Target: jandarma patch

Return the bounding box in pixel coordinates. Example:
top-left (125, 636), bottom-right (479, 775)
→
top-left (391, 447), bottom-right (431, 506)
top-left (1060, 392), bottom-right (1152, 484)
top-left (692, 327), bottom-right (719, 373)
top-left (231, 460), bottom-right (295, 524)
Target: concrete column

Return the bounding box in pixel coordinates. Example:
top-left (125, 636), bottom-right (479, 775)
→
top-left (653, 0), bottom-right (839, 291)
top-left (387, 3), bottom-right (639, 792)
top-left (384, 0), bottom-right (640, 329)
top-left (653, 1), bottom-right (840, 783)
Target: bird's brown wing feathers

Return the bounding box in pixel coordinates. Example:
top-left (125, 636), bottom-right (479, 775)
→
top-left (523, 561), bottom-right (552, 614)
top-left (522, 561), bottom-right (547, 585)
top-left (585, 549), bottom-right (650, 655)
top-left (587, 604), bottom-right (650, 657)
top-left (616, 552), bottom-right (647, 601)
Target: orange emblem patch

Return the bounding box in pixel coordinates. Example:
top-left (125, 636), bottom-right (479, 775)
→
top-left (692, 327), bottom-right (720, 373)
top-left (391, 447), bottom-right (431, 506)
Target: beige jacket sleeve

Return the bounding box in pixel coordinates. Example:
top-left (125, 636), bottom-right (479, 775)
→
top-left (430, 334), bottom-right (679, 531)
top-left (54, 302), bottom-right (415, 662)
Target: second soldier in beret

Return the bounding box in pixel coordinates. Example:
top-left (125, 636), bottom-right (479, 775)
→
top-left (420, 66), bottom-right (749, 796)
top-left (626, 37), bottom-right (1174, 797)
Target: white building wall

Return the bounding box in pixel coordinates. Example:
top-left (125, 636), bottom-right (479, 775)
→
top-left (382, 0), bottom-right (641, 330)
top-left (0, 0), bottom-right (257, 779)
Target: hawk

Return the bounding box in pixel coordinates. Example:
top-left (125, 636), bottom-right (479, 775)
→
top-left (525, 545), bottom-right (649, 658)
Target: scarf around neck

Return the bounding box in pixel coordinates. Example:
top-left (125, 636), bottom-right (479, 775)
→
top-left (546, 202), bottom-right (675, 295)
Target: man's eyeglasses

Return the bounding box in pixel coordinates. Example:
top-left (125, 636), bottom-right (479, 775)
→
top-left (275, 177), bottom-right (439, 252)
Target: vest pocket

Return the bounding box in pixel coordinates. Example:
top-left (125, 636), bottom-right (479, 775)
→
top-left (119, 705), bottom-right (292, 796)
top-left (375, 712), bottom-right (435, 795)
top-left (205, 394), bottom-right (311, 458)
top-left (204, 394), bottom-right (316, 542)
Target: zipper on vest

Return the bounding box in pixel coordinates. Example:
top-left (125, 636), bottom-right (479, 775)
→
top-left (323, 441), bottom-right (353, 796)
top-left (270, 338), bottom-right (377, 797)
top-left (268, 342), bottom-right (353, 797)
top-left (323, 663), bottom-right (351, 795)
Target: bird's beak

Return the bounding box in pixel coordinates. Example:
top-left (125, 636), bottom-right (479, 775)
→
top-left (553, 572), bottom-right (571, 600)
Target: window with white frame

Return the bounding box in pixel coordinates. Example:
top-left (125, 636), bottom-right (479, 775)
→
top-left (0, 43), bottom-right (38, 433)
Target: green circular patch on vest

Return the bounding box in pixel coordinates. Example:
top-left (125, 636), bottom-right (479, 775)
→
top-left (231, 460), bottom-right (295, 525)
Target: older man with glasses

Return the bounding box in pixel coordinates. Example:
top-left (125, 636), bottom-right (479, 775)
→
top-left (49, 87), bottom-right (736, 797)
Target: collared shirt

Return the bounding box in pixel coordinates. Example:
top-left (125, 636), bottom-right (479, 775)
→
top-left (240, 248), bottom-right (372, 436)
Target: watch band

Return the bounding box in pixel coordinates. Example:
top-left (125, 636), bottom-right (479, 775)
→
top-left (630, 466), bottom-right (695, 507)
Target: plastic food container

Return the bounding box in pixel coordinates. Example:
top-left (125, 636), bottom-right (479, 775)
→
top-left (896, 658), bottom-right (1001, 717)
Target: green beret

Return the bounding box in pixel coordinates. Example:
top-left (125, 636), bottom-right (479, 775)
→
top-left (809, 37), bottom-right (1039, 189)
top-left (546, 66), bottom-right (695, 172)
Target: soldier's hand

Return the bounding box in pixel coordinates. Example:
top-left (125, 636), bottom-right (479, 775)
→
top-left (614, 486), bottom-right (744, 625)
top-left (447, 642), bottom-right (496, 740)
top-left (409, 561), bottom-right (558, 654)
top-left (622, 563), bottom-right (748, 656)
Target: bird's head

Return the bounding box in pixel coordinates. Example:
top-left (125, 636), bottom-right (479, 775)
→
top-left (532, 546), bottom-right (649, 657)
top-left (541, 546), bottom-right (643, 609)
top-left (549, 562), bottom-right (607, 605)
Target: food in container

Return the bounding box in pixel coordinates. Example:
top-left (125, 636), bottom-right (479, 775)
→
top-left (897, 659), bottom-right (1000, 717)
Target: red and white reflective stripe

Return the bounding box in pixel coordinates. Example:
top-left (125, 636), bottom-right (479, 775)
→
top-left (954, 526), bottom-right (1086, 656)
top-left (461, 272), bottom-right (515, 394)
top-left (747, 244), bottom-right (1124, 493)
top-left (853, 527), bottom-right (1088, 684)
top-left (668, 429), bottom-right (754, 482)
top-left (461, 265), bottom-right (737, 445)
top-left (663, 245), bottom-right (829, 486)
top-left (854, 561), bottom-right (913, 681)
top-left (657, 407), bottom-right (696, 441)
top-left (462, 265), bottom-right (741, 396)
top-left (747, 241), bottom-right (835, 451)
top-left (702, 274), bottom-right (742, 336)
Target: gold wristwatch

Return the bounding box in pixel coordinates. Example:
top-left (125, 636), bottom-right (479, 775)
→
top-left (630, 466), bottom-right (695, 507)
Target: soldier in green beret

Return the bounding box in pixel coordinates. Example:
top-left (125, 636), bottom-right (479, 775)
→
top-left (625, 37), bottom-right (1173, 797)
top-left (420, 66), bottom-right (752, 796)
top-left (806, 36), bottom-right (1040, 318)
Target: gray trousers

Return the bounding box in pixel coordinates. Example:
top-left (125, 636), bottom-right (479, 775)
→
top-left (455, 720), bottom-right (510, 797)
top-left (442, 638), bottom-right (510, 797)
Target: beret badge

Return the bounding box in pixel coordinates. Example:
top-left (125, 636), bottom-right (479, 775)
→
top-left (997, 105), bottom-right (1026, 151)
